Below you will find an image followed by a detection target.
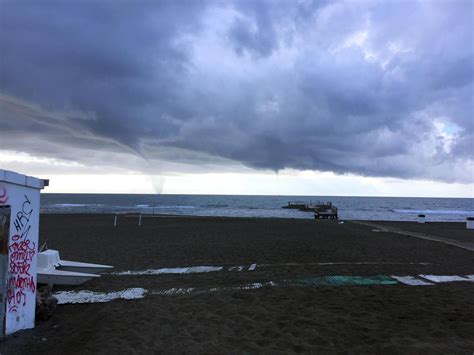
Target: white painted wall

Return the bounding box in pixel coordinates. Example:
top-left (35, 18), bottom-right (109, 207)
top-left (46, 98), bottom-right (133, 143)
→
top-left (0, 170), bottom-right (43, 335)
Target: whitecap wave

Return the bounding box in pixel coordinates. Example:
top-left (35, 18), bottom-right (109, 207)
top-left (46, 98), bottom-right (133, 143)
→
top-left (155, 205), bottom-right (196, 209)
top-left (393, 209), bottom-right (474, 215)
top-left (52, 203), bottom-right (87, 207)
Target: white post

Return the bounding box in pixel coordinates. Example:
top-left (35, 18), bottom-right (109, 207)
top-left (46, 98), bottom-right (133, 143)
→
top-left (114, 215), bottom-right (117, 227)
top-left (138, 214), bottom-right (142, 227)
top-left (0, 169), bottom-right (47, 335)
top-left (467, 217), bottom-right (474, 230)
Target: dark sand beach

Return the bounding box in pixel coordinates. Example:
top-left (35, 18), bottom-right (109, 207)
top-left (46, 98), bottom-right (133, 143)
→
top-left (1, 214), bottom-right (473, 353)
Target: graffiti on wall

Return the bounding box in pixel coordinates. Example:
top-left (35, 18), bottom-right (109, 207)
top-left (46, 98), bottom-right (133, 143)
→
top-left (0, 184), bottom-right (9, 255)
top-left (0, 186), bottom-right (7, 205)
top-left (0, 203), bottom-right (10, 255)
top-left (7, 194), bottom-right (36, 313)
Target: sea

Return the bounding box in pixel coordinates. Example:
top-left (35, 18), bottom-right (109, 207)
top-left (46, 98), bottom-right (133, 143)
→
top-left (40, 194), bottom-right (474, 222)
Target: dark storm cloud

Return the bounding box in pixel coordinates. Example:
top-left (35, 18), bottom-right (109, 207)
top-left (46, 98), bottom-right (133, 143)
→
top-left (1, 0), bottom-right (202, 149)
top-left (0, 0), bottom-right (472, 182)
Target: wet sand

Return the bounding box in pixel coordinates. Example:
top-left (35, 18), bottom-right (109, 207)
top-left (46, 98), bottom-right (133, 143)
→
top-left (1, 215), bottom-right (473, 353)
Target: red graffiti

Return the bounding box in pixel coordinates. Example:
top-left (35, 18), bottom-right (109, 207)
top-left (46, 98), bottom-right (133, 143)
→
top-left (7, 240), bottom-right (36, 312)
top-left (7, 289), bottom-right (27, 313)
top-left (0, 186), bottom-right (7, 205)
top-left (7, 195), bottom-right (36, 313)
top-left (9, 237), bottom-right (36, 263)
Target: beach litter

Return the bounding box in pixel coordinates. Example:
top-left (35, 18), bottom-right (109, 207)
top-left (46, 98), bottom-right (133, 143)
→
top-left (53, 274), bottom-right (474, 305)
top-left (418, 275), bottom-right (474, 283)
top-left (288, 275), bottom-right (398, 287)
top-left (390, 276), bottom-right (434, 286)
top-left (36, 286), bottom-right (58, 320)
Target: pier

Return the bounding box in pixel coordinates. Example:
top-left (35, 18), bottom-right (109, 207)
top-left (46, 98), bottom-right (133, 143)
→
top-left (282, 201), bottom-right (338, 219)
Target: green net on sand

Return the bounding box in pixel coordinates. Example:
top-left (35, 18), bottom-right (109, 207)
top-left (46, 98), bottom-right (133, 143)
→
top-left (289, 275), bottom-right (398, 287)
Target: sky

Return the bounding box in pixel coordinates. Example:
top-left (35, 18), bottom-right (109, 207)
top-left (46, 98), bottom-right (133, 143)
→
top-left (0, 0), bottom-right (473, 196)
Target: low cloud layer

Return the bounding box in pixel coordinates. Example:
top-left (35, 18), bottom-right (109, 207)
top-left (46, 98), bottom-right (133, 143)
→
top-left (0, 0), bottom-right (472, 182)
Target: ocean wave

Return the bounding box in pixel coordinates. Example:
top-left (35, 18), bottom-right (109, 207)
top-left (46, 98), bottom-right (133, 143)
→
top-left (52, 203), bottom-right (88, 207)
top-left (133, 204), bottom-right (196, 209)
top-left (155, 205), bottom-right (195, 209)
top-left (40, 195), bottom-right (473, 222)
top-left (393, 209), bottom-right (474, 215)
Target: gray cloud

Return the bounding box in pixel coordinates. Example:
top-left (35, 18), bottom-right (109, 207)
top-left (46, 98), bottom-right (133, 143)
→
top-left (0, 0), bottom-right (472, 183)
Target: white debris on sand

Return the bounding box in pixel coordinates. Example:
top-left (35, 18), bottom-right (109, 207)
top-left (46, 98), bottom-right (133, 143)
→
top-left (418, 275), bottom-right (474, 283)
top-left (153, 281), bottom-right (277, 297)
top-left (55, 288), bottom-right (147, 304)
top-left (113, 266), bottom-right (223, 276)
top-left (152, 288), bottom-right (196, 296)
top-left (53, 274), bottom-right (474, 305)
top-left (390, 276), bottom-right (434, 286)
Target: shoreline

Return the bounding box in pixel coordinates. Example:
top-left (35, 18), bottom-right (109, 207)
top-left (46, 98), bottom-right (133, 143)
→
top-left (40, 211), bottom-right (473, 221)
top-left (39, 194), bottom-right (474, 223)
